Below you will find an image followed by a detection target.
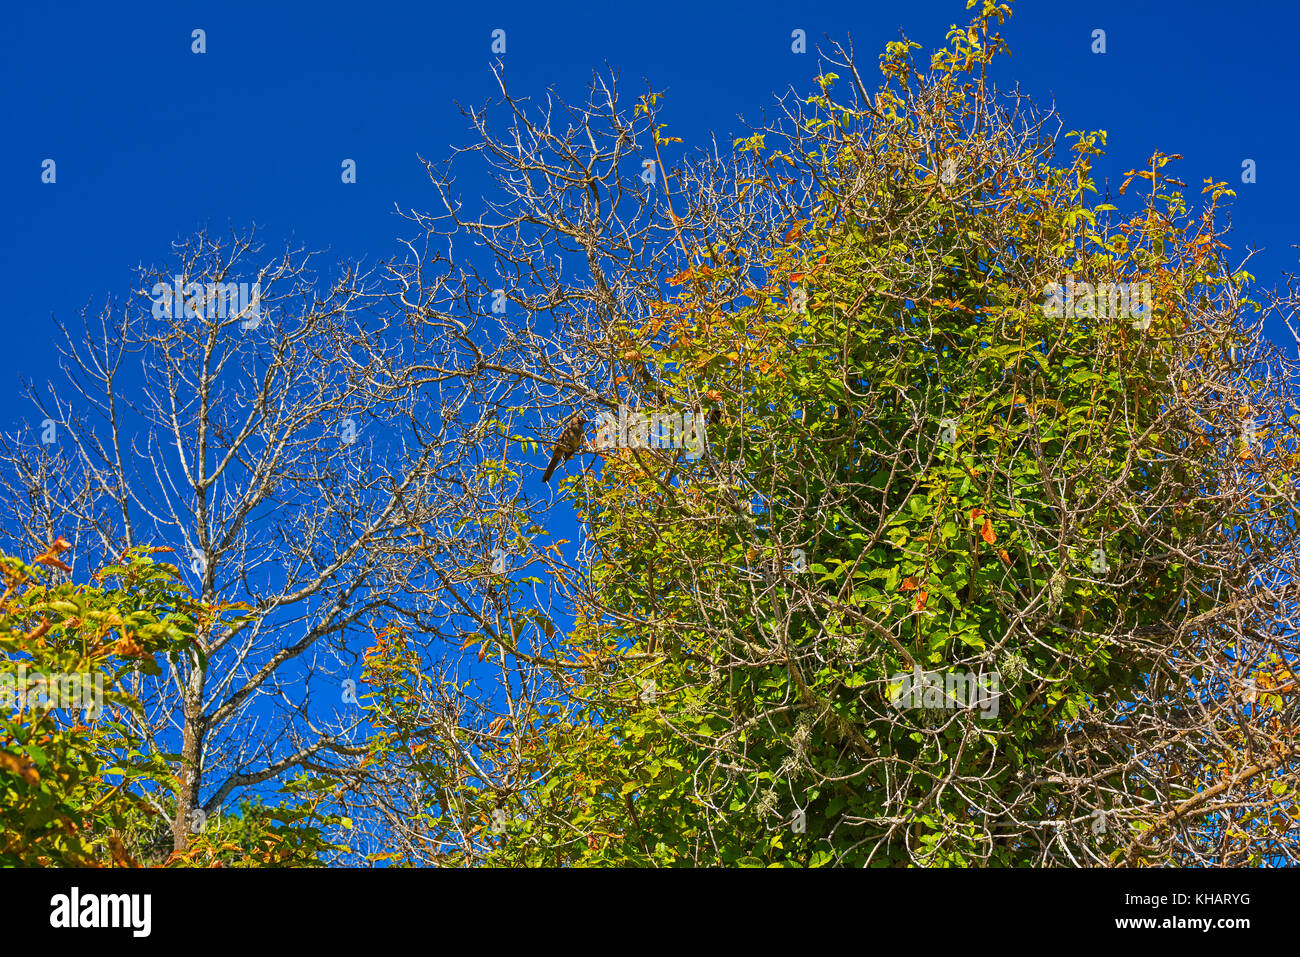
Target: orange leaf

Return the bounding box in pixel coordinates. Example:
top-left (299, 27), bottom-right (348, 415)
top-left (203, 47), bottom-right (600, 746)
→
top-left (39, 536), bottom-right (71, 555)
top-left (32, 537), bottom-right (73, 571)
top-left (113, 635), bottom-right (147, 657)
top-left (913, 590), bottom-right (928, 612)
top-left (998, 548), bottom-right (1011, 565)
top-left (900, 577), bottom-right (919, 591)
top-left (980, 520), bottom-right (996, 545)
top-left (0, 751), bottom-right (40, 785)
top-left (107, 834), bottom-right (139, 868)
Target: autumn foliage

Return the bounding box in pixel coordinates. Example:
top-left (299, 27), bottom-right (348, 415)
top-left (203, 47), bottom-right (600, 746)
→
top-left (353, 0), bottom-right (1300, 866)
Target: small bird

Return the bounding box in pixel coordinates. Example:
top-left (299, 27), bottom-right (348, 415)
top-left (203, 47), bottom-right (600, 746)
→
top-left (542, 415), bottom-right (587, 483)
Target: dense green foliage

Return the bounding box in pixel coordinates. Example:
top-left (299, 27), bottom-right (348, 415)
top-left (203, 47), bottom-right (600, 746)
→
top-left (355, 1), bottom-right (1297, 867)
top-left (0, 544), bottom-right (343, 866)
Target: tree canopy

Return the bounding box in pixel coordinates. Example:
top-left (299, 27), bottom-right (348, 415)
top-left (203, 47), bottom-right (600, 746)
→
top-left (5, 0), bottom-right (1300, 868)
top-left (352, 0), bottom-right (1300, 867)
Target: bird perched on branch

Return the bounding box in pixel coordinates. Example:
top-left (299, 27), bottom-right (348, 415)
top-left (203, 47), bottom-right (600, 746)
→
top-left (542, 415), bottom-right (588, 483)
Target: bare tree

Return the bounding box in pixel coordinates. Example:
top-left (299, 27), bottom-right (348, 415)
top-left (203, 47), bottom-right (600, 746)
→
top-left (0, 225), bottom-right (515, 852)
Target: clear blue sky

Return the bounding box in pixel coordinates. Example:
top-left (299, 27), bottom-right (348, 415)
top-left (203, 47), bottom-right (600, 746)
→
top-left (3, 0), bottom-right (1297, 419)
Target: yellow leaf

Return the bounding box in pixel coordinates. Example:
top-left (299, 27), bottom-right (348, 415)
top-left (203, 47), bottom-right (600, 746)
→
top-left (0, 751), bottom-right (39, 785)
